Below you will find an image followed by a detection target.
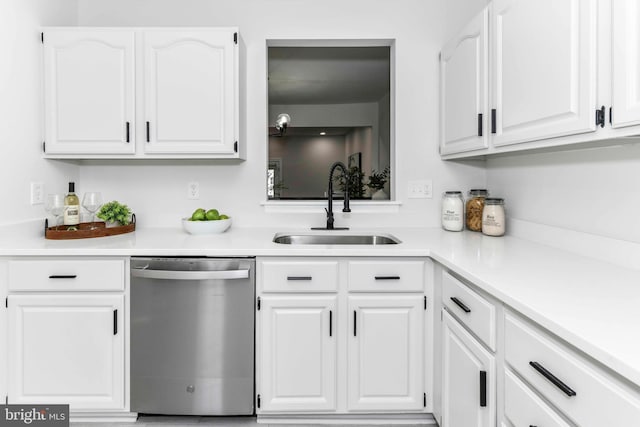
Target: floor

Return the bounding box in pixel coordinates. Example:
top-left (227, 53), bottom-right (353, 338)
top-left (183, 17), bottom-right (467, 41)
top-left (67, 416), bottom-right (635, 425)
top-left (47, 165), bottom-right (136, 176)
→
top-left (81, 416), bottom-right (433, 427)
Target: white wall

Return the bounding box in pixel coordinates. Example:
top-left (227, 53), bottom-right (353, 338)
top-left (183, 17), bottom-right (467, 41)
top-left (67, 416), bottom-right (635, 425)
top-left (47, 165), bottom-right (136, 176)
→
top-left (269, 135), bottom-right (345, 199)
top-left (0, 0), bottom-right (79, 225)
top-left (486, 142), bottom-right (640, 243)
top-left (76, 0), bottom-right (486, 228)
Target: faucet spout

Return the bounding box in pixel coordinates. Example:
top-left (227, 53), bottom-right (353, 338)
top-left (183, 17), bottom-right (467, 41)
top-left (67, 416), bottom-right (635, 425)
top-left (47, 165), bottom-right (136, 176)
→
top-left (311, 161), bottom-right (351, 230)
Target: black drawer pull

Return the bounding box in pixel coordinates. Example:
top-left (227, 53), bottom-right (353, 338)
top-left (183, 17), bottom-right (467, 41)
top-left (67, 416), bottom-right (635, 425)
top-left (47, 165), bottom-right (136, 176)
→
top-left (287, 276), bottom-right (312, 281)
top-left (125, 121), bottom-right (130, 142)
top-left (146, 121), bottom-right (150, 142)
top-left (113, 309), bottom-right (118, 335)
top-left (479, 370), bottom-right (487, 407)
top-left (529, 361), bottom-right (576, 397)
top-left (374, 276), bottom-right (400, 280)
top-left (450, 297), bottom-right (471, 313)
top-left (49, 275), bottom-right (77, 279)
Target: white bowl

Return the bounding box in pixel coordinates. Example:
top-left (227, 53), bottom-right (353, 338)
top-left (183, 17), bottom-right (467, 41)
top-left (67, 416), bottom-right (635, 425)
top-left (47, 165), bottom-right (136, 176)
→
top-left (182, 217), bottom-right (232, 234)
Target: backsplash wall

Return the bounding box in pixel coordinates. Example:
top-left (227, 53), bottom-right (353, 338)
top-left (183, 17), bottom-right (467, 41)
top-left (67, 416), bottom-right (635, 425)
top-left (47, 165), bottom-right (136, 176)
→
top-left (486, 141), bottom-right (640, 244)
top-left (75, 0), bottom-right (486, 228)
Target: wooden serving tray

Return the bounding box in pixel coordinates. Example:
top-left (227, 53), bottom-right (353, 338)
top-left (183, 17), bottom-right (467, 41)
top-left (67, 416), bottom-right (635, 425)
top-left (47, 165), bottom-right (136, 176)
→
top-left (45, 214), bottom-right (136, 240)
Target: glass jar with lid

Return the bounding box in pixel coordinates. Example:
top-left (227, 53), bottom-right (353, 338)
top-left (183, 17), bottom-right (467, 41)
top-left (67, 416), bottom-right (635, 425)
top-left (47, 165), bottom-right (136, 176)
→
top-left (465, 189), bottom-right (489, 232)
top-left (482, 198), bottom-right (505, 237)
top-left (441, 191), bottom-right (464, 232)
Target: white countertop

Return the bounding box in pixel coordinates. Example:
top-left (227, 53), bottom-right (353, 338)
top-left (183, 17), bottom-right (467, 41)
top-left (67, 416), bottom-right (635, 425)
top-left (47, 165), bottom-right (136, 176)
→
top-left (2, 222), bottom-right (639, 388)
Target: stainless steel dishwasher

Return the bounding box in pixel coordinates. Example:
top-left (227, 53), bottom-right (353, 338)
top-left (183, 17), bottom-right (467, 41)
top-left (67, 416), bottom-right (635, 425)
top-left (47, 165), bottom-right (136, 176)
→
top-left (130, 257), bottom-right (255, 416)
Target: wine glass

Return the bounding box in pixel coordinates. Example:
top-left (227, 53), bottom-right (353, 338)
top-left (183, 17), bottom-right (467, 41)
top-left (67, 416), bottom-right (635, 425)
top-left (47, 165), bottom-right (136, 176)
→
top-left (45, 194), bottom-right (64, 230)
top-left (82, 192), bottom-right (103, 230)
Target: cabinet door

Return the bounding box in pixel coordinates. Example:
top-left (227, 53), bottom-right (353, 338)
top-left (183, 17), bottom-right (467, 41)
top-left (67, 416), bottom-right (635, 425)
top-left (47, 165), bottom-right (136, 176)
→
top-left (43, 31), bottom-right (135, 154)
top-left (612, 0), bottom-right (640, 128)
top-left (442, 310), bottom-right (494, 427)
top-left (259, 296), bottom-right (336, 412)
top-left (347, 295), bottom-right (423, 411)
top-left (143, 30), bottom-right (238, 155)
top-left (8, 294), bottom-right (124, 410)
top-left (440, 7), bottom-right (488, 155)
top-left (491, 0), bottom-right (597, 146)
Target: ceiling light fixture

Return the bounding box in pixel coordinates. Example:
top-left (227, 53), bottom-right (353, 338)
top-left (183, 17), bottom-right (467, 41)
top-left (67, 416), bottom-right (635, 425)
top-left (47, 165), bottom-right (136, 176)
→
top-left (320, 131), bottom-right (326, 136)
top-left (271, 113), bottom-right (291, 137)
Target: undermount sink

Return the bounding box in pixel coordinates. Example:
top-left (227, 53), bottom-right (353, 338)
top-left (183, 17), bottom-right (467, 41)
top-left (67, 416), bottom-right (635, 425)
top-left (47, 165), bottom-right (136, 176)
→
top-left (273, 233), bottom-right (401, 245)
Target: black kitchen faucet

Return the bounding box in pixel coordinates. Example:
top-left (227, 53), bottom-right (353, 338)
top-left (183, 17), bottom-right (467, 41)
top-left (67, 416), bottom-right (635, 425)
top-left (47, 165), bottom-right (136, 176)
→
top-left (312, 161), bottom-right (351, 230)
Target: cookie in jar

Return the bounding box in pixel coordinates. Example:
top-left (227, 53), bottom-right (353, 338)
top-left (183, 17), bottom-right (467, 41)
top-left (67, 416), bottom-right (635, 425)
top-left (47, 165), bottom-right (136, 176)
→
top-left (465, 189), bottom-right (489, 231)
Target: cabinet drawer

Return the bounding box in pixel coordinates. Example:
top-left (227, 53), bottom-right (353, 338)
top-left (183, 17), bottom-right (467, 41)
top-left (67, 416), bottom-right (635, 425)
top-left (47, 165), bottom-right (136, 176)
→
top-left (504, 369), bottom-right (570, 427)
top-left (8, 259), bottom-right (125, 291)
top-left (348, 260), bottom-right (424, 292)
top-left (442, 271), bottom-right (496, 350)
top-left (260, 260), bottom-right (338, 292)
top-left (505, 312), bottom-right (640, 426)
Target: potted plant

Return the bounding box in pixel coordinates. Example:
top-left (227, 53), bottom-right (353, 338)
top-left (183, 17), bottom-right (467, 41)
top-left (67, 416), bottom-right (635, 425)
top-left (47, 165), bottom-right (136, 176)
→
top-left (97, 200), bottom-right (133, 227)
top-left (366, 167), bottom-right (390, 200)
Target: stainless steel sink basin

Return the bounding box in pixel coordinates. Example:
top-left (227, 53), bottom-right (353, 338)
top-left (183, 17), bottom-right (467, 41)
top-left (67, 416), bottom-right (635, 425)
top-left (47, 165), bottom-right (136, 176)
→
top-left (273, 233), bottom-right (401, 245)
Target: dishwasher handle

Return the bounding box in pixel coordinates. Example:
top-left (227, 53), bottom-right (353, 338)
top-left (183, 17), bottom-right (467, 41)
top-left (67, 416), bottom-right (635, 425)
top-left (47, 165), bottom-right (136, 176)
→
top-left (131, 268), bottom-right (249, 281)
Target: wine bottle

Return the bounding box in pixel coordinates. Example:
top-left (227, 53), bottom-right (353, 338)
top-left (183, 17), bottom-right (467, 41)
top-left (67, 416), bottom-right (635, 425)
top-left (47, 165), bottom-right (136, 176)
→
top-left (63, 182), bottom-right (80, 229)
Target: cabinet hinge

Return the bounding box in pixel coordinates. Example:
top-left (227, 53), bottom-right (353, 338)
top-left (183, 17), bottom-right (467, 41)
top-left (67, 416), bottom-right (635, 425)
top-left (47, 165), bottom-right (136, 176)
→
top-left (42, 141), bottom-right (46, 153)
top-left (257, 394), bottom-right (261, 408)
top-left (257, 297), bottom-right (261, 311)
top-left (595, 105), bottom-right (606, 128)
top-left (424, 296), bottom-right (427, 310)
top-left (233, 32), bottom-right (238, 45)
top-left (423, 393), bottom-right (427, 407)
top-left (234, 141), bottom-right (238, 153)
top-left (41, 32), bottom-right (44, 44)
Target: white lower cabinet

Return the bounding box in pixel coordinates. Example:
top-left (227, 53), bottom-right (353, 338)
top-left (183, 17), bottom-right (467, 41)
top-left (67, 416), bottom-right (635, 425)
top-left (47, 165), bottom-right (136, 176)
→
top-left (8, 294), bottom-right (125, 410)
top-left (256, 257), bottom-right (430, 418)
top-left (347, 296), bottom-right (424, 411)
top-left (259, 296), bottom-right (337, 412)
top-left (441, 310), bottom-right (495, 427)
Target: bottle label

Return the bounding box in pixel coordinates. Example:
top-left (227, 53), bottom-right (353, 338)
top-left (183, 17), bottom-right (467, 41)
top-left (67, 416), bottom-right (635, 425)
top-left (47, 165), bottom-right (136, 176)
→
top-left (64, 205), bottom-right (80, 225)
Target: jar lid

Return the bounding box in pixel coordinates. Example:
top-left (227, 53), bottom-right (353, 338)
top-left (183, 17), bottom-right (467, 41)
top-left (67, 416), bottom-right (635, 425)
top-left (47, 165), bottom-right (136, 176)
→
top-left (469, 188), bottom-right (488, 194)
top-left (484, 198), bottom-right (504, 205)
top-left (444, 191), bottom-right (462, 195)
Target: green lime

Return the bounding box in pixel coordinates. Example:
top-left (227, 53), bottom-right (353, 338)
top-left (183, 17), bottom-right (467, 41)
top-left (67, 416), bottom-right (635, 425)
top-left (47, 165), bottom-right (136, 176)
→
top-left (219, 214), bottom-right (229, 220)
top-left (206, 209), bottom-right (220, 220)
top-left (191, 210), bottom-right (206, 221)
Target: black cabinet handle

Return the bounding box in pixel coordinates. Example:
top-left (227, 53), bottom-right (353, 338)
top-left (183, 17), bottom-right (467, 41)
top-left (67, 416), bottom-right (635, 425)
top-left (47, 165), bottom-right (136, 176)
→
top-left (479, 370), bottom-right (487, 407)
top-left (287, 276), bottom-right (312, 281)
top-left (491, 109), bottom-right (497, 133)
top-left (49, 275), bottom-right (77, 279)
top-left (353, 310), bottom-right (357, 337)
top-left (529, 361), bottom-right (576, 397)
top-left (329, 310), bottom-right (333, 337)
top-left (126, 122), bottom-right (130, 142)
top-left (450, 297), bottom-right (471, 313)
top-left (113, 309), bottom-right (118, 335)
top-left (374, 276), bottom-right (400, 280)
top-left (478, 113), bottom-right (483, 136)
top-left (146, 121), bottom-right (150, 142)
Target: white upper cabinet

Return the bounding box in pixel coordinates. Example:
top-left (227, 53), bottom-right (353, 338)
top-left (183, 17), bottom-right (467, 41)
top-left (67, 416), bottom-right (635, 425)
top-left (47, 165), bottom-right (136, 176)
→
top-left (490, 0), bottom-right (597, 147)
top-left (611, 0), bottom-right (640, 128)
top-left (43, 30), bottom-right (135, 154)
top-left (42, 28), bottom-right (240, 159)
top-left (143, 30), bottom-right (238, 154)
top-left (440, 8), bottom-right (489, 155)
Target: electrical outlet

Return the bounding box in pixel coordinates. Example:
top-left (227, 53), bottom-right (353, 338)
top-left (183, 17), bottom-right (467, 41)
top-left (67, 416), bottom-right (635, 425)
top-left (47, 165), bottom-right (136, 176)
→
top-left (408, 180), bottom-right (433, 199)
top-left (187, 182), bottom-right (200, 200)
top-left (30, 182), bottom-right (44, 205)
